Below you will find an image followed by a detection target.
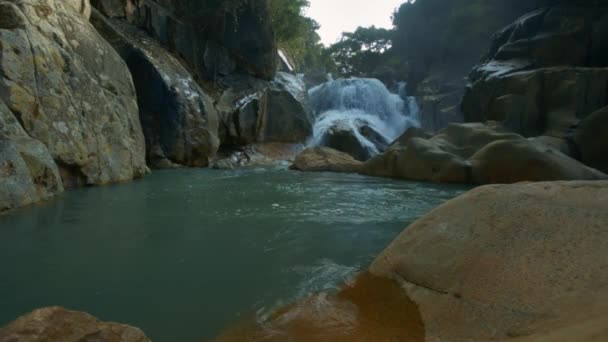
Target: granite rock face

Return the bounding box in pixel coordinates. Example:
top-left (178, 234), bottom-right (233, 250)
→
top-left (0, 0), bottom-right (147, 212)
top-left (463, 4), bottom-right (608, 141)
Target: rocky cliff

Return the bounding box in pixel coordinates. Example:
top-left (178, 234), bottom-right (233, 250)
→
top-left (0, 0), bottom-right (148, 212)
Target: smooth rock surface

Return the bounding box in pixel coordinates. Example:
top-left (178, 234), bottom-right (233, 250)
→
top-left (362, 122), bottom-right (607, 184)
top-left (371, 181), bottom-right (608, 341)
top-left (0, 307), bottom-right (150, 342)
top-left (290, 147), bottom-right (363, 173)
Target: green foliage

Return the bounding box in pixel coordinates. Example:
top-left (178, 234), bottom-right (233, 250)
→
top-left (327, 26), bottom-right (393, 76)
top-left (267, 0), bottom-right (335, 73)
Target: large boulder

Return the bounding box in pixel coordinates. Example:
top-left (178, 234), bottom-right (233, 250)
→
top-left (371, 181), bottom-right (608, 341)
top-left (221, 72), bottom-right (313, 145)
top-left (573, 105), bottom-right (608, 173)
top-left (290, 147), bottom-right (363, 173)
top-left (362, 123), bottom-right (607, 184)
top-left (92, 0), bottom-right (277, 81)
top-left (319, 120), bottom-right (388, 162)
top-left (470, 139), bottom-right (607, 184)
top-left (91, 10), bottom-right (220, 168)
top-left (0, 0), bottom-right (147, 189)
top-left (0, 307), bottom-right (150, 341)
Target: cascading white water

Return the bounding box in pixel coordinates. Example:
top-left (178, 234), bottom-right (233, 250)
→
top-left (308, 78), bottom-right (420, 156)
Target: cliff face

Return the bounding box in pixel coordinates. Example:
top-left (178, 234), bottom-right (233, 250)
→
top-left (92, 0), bottom-right (278, 81)
top-left (0, 0), bottom-right (148, 212)
top-left (462, 3), bottom-right (608, 172)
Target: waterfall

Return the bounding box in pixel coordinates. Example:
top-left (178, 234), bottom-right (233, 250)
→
top-left (308, 78), bottom-right (420, 158)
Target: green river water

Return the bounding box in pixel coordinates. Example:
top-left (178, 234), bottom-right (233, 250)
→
top-left (0, 167), bottom-right (467, 341)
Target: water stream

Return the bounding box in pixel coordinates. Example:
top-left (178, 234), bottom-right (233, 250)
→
top-left (0, 167), bottom-right (466, 340)
top-left (308, 78), bottom-right (420, 155)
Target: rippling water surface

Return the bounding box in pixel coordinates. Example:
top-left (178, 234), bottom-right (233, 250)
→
top-left (0, 167), bottom-right (467, 340)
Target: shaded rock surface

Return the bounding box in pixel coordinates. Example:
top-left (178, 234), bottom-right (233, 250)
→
top-left (573, 105), bottom-right (608, 174)
top-left (320, 120), bottom-right (388, 162)
top-left (91, 10), bottom-right (220, 168)
top-left (362, 123), bottom-right (606, 184)
top-left (463, 4), bottom-right (608, 148)
top-left (220, 72), bottom-right (313, 146)
top-left (371, 181), bottom-right (608, 341)
top-left (290, 147), bottom-right (363, 173)
top-left (0, 307), bottom-right (150, 342)
top-left (416, 77), bottom-right (464, 132)
top-left (92, 0), bottom-right (277, 81)
top-left (0, 0), bottom-right (146, 201)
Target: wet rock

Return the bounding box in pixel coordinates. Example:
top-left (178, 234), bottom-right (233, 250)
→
top-left (0, 0), bottom-right (147, 190)
top-left (290, 147), bottom-right (363, 173)
top-left (0, 307), bottom-right (150, 341)
top-left (91, 10), bottom-right (220, 168)
top-left (371, 181), bottom-right (608, 341)
top-left (215, 272), bottom-right (425, 341)
top-left (211, 143), bottom-right (302, 169)
top-left (320, 120), bottom-right (387, 162)
top-left (221, 72), bottom-right (313, 145)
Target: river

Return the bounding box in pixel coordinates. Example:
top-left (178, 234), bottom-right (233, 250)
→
top-left (0, 167), bottom-right (467, 340)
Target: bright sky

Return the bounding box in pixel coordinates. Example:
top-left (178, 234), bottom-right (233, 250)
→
top-left (306, 0), bottom-right (404, 46)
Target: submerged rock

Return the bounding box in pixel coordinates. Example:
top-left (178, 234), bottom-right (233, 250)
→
top-left (290, 147), bottom-right (363, 173)
top-left (91, 10), bottom-right (220, 168)
top-left (371, 181), bottom-right (608, 341)
top-left (0, 0), bottom-right (147, 190)
top-left (0, 307), bottom-right (150, 341)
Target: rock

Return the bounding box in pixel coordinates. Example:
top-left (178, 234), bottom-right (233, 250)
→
top-left (92, 0), bottom-right (277, 81)
top-left (0, 0), bottom-right (147, 189)
top-left (390, 126), bottom-right (432, 147)
top-left (573, 106), bottom-right (608, 173)
top-left (221, 72), bottom-right (313, 145)
top-left (463, 4), bottom-right (608, 142)
top-left (0, 307), bottom-right (150, 341)
top-left (363, 122), bottom-right (607, 184)
top-left (463, 67), bottom-right (608, 139)
top-left (371, 181), bottom-right (608, 341)
top-left (415, 77), bottom-right (464, 132)
top-left (319, 120), bottom-right (387, 162)
top-left (290, 147), bottom-right (363, 173)
top-left (470, 139), bottom-right (607, 184)
top-left (362, 123), bottom-right (522, 183)
top-left (90, 10), bottom-right (220, 168)
top-left (211, 143), bottom-right (302, 169)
